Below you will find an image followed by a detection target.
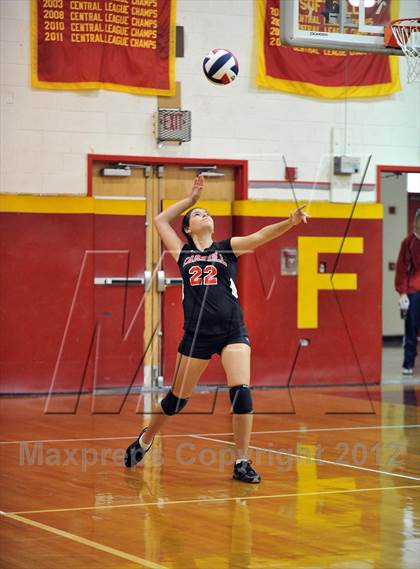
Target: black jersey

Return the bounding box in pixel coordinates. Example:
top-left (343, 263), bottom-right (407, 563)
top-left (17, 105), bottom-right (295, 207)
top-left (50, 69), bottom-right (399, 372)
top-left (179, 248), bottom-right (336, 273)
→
top-left (177, 238), bottom-right (245, 336)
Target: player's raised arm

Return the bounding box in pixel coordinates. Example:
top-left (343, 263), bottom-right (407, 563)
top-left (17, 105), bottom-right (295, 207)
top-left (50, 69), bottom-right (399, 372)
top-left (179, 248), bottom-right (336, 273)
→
top-left (154, 175), bottom-right (204, 261)
top-left (231, 205), bottom-right (308, 257)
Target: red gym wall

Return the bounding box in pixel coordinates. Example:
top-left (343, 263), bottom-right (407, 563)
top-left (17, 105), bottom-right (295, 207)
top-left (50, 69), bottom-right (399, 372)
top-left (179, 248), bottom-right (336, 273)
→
top-left (0, 199), bottom-right (147, 394)
top-left (0, 197), bottom-right (382, 393)
top-left (235, 202), bottom-right (382, 386)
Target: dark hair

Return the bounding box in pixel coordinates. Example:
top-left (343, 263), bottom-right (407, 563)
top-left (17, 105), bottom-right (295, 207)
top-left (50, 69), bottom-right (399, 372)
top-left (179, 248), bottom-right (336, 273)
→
top-left (181, 208), bottom-right (197, 250)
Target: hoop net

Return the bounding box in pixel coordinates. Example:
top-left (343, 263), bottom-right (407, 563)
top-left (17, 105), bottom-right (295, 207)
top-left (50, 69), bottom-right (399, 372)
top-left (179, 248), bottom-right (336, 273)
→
top-left (391, 18), bottom-right (420, 83)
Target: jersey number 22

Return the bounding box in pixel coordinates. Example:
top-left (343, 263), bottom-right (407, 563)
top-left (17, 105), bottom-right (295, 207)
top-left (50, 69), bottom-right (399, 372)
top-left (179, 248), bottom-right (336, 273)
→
top-left (189, 265), bottom-right (218, 286)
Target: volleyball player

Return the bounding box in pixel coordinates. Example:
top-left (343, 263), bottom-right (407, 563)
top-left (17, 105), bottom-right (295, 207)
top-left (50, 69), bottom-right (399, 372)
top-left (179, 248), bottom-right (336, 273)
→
top-left (125, 175), bottom-right (308, 483)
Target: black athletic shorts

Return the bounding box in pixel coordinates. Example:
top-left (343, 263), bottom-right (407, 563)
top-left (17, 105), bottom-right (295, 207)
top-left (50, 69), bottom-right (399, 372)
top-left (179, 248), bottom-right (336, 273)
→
top-left (178, 326), bottom-right (251, 360)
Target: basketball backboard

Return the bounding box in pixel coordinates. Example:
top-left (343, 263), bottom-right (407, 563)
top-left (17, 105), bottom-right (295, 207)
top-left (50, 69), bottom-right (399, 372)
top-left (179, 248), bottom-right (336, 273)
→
top-left (280, 0), bottom-right (407, 55)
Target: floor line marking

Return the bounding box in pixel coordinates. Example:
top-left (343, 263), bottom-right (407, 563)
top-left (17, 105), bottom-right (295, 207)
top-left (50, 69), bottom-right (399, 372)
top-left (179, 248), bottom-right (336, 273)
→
top-left (190, 435), bottom-right (420, 482)
top-left (0, 512), bottom-right (169, 569)
top-left (1, 424), bottom-right (419, 445)
top-left (5, 485), bottom-right (419, 515)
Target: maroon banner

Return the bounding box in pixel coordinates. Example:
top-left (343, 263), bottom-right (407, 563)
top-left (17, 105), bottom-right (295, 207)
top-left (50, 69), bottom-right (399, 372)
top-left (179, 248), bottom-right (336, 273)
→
top-left (32, 0), bottom-right (175, 95)
top-left (257, 0), bottom-right (400, 99)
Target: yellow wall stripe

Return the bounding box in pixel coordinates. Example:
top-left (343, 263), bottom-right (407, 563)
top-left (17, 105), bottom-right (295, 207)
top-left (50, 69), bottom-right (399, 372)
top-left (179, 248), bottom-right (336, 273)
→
top-left (0, 196), bottom-right (382, 219)
top-left (233, 201), bottom-right (383, 219)
top-left (0, 195), bottom-right (146, 216)
top-left (93, 199), bottom-right (146, 216)
top-left (162, 199), bottom-right (232, 216)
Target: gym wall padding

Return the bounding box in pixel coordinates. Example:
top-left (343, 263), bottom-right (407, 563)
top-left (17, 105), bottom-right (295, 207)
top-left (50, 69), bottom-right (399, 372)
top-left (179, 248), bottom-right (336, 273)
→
top-left (0, 196), bottom-right (146, 394)
top-left (0, 196), bottom-right (382, 393)
top-left (234, 201), bottom-right (383, 386)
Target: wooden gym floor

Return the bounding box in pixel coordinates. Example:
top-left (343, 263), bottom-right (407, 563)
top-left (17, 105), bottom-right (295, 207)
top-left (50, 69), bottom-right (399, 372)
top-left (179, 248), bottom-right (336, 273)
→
top-left (1, 384), bottom-right (419, 569)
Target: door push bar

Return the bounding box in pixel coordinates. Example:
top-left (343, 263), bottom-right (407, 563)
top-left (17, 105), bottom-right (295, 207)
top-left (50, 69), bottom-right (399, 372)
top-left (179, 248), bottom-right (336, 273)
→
top-left (157, 271), bottom-right (182, 292)
top-left (94, 271), bottom-right (152, 290)
top-left (94, 272), bottom-right (181, 292)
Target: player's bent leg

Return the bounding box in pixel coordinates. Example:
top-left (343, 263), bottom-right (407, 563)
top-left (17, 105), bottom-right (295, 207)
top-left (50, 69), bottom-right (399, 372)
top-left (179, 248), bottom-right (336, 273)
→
top-left (171, 351), bottom-right (210, 399)
top-left (142, 353), bottom-right (208, 445)
top-left (161, 389), bottom-right (189, 415)
top-left (125, 352), bottom-right (209, 468)
top-left (221, 343), bottom-right (261, 484)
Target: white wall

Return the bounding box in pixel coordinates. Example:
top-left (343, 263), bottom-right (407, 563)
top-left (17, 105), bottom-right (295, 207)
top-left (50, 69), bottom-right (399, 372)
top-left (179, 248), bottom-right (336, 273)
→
top-left (0, 0), bottom-right (419, 196)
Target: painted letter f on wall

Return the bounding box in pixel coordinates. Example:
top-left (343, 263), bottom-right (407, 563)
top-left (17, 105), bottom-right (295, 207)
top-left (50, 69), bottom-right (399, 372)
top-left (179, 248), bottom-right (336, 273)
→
top-left (297, 237), bottom-right (364, 329)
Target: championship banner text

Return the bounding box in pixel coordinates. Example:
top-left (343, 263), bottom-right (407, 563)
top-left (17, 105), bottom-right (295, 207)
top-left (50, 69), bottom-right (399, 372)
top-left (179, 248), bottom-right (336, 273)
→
top-left (32, 0), bottom-right (176, 96)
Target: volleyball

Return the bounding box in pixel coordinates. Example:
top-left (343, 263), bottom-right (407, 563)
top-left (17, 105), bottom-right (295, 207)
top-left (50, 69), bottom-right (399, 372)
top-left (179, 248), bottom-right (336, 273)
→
top-left (202, 48), bottom-right (239, 85)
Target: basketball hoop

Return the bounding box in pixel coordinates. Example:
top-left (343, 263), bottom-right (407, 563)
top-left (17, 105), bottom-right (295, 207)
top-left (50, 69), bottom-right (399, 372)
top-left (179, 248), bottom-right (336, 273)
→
top-left (385, 18), bottom-right (420, 83)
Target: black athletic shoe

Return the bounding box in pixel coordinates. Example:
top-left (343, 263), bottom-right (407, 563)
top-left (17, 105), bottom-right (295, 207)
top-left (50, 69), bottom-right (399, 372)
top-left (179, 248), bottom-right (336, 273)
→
top-left (233, 460), bottom-right (261, 484)
top-left (124, 428), bottom-right (153, 468)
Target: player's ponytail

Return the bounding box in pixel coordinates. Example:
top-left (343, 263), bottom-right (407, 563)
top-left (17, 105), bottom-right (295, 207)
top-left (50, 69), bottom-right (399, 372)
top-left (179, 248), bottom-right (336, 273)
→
top-left (182, 209), bottom-right (197, 251)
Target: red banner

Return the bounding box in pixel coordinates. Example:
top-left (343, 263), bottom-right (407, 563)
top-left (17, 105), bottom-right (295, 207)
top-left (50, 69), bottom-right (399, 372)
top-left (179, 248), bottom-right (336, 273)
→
top-left (257, 0), bottom-right (400, 98)
top-left (31, 0), bottom-right (175, 96)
